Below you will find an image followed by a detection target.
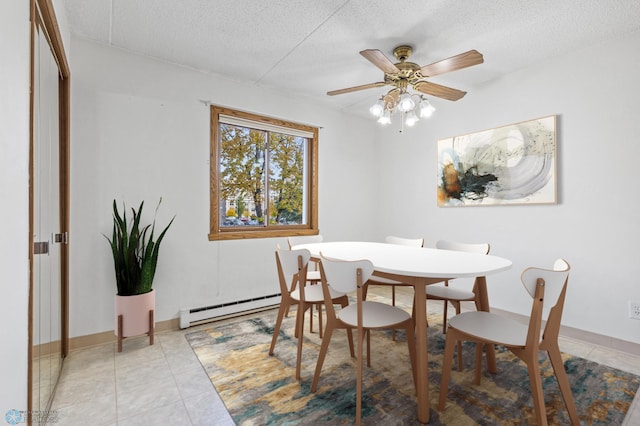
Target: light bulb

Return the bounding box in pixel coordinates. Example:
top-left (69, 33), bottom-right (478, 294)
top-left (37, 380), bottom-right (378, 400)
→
top-left (397, 93), bottom-right (415, 112)
top-left (419, 99), bottom-right (436, 118)
top-left (369, 99), bottom-right (384, 117)
top-left (377, 110), bottom-right (391, 125)
top-left (405, 111), bottom-right (419, 127)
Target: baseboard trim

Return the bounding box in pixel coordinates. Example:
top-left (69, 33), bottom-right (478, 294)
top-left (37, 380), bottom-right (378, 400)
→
top-left (69, 309), bottom-right (639, 357)
top-left (33, 340), bottom-right (62, 357)
top-left (68, 318), bottom-right (180, 352)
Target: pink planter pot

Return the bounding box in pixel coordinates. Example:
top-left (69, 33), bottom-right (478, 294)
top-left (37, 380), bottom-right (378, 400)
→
top-left (115, 290), bottom-right (155, 337)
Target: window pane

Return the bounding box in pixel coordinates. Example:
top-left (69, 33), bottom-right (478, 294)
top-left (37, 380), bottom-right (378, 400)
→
top-left (268, 133), bottom-right (307, 225)
top-left (219, 124), bottom-right (267, 227)
top-left (209, 104), bottom-right (318, 241)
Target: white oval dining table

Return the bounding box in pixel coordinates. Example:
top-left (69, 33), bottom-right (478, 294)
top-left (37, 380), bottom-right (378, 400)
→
top-left (292, 241), bottom-right (512, 423)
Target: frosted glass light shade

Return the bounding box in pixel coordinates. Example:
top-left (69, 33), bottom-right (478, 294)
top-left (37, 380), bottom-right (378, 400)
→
top-left (377, 110), bottom-right (391, 125)
top-left (405, 111), bottom-right (419, 126)
top-left (419, 99), bottom-right (436, 117)
top-left (369, 99), bottom-right (385, 117)
top-left (398, 93), bottom-right (415, 112)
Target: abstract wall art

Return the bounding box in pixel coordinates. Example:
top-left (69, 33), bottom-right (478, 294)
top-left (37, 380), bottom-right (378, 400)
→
top-left (437, 115), bottom-right (557, 207)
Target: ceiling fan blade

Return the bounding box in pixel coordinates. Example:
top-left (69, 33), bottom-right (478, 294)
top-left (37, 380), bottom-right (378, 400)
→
top-left (327, 82), bottom-right (386, 96)
top-left (419, 50), bottom-right (484, 77)
top-left (360, 49), bottom-right (400, 74)
top-left (413, 81), bottom-right (467, 101)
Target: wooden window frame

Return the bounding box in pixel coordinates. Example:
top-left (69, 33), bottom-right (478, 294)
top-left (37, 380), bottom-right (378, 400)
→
top-left (209, 105), bottom-right (318, 240)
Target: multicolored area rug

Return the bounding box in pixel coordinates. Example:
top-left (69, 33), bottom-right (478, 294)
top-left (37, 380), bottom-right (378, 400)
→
top-left (185, 297), bottom-right (639, 425)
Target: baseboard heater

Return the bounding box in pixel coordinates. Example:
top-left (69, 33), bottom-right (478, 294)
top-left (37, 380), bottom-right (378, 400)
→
top-left (179, 293), bottom-right (281, 329)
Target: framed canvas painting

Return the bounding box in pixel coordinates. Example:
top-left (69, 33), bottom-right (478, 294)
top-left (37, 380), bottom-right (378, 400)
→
top-left (437, 115), bottom-right (557, 207)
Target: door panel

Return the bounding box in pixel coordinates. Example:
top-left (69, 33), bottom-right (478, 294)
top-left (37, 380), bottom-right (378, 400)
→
top-left (32, 19), bottom-right (63, 417)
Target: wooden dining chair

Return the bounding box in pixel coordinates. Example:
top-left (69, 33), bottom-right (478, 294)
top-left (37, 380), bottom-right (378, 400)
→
top-left (287, 235), bottom-right (324, 336)
top-left (311, 255), bottom-right (417, 426)
top-left (363, 235), bottom-right (424, 340)
top-left (438, 259), bottom-right (579, 426)
top-left (269, 247), bottom-right (350, 380)
top-left (423, 240), bottom-right (490, 369)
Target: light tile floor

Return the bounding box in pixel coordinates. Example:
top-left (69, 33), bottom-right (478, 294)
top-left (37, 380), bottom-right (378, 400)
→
top-left (50, 287), bottom-right (640, 425)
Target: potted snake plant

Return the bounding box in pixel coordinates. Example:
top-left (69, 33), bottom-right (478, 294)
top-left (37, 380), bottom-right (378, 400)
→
top-left (104, 199), bottom-right (174, 350)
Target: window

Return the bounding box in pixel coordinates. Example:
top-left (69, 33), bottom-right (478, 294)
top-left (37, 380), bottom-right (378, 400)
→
top-left (209, 105), bottom-right (318, 240)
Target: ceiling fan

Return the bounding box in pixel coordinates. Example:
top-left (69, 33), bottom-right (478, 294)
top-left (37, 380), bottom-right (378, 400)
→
top-left (327, 45), bottom-right (484, 103)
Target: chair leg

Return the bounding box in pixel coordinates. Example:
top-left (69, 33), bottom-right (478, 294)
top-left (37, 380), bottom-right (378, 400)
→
top-left (269, 302), bottom-right (289, 355)
top-left (339, 297), bottom-right (355, 357)
top-left (403, 321), bottom-right (418, 394)
top-left (356, 326), bottom-right (365, 426)
top-left (295, 302), bottom-right (307, 380)
top-left (317, 303), bottom-right (323, 338)
top-left (547, 346), bottom-right (580, 425)
top-left (391, 287), bottom-right (396, 341)
top-left (346, 328), bottom-right (355, 358)
top-left (453, 301), bottom-right (463, 371)
top-left (525, 353), bottom-right (549, 426)
top-left (366, 329), bottom-right (373, 367)
top-left (438, 327), bottom-right (459, 410)
top-left (284, 281), bottom-right (298, 318)
top-left (294, 306), bottom-right (301, 339)
top-left (311, 323), bottom-right (335, 392)
top-left (309, 304), bottom-right (314, 333)
top-left (474, 342), bottom-right (483, 385)
top-left (442, 300), bottom-right (449, 333)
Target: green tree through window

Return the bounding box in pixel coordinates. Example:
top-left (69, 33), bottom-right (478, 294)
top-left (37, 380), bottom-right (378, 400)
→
top-left (269, 132), bottom-right (305, 225)
top-left (209, 105), bottom-right (318, 240)
top-left (219, 124), bottom-right (266, 221)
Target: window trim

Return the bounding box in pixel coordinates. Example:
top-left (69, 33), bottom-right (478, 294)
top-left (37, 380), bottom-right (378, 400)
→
top-left (209, 105), bottom-right (319, 241)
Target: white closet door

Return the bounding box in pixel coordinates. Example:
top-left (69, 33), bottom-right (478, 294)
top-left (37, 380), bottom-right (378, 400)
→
top-left (32, 22), bottom-right (63, 416)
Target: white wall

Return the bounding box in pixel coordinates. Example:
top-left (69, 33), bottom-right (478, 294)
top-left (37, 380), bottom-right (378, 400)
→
top-left (70, 30), bottom-right (640, 346)
top-left (69, 39), bottom-right (379, 338)
top-left (375, 31), bottom-right (640, 344)
top-left (0, 0), bottom-right (30, 416)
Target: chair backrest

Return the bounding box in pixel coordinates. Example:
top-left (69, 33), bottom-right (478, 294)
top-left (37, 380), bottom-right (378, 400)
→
top-left (319, 255), bottom-right (374, 295)
top-left (287, 234), bottom-right (323, 249)
top-left (435, 240), bottom-right (490, 255)
top-left (275, 248), bottom-right (311, 295)
top-left (386, 235), bottom-right (424, 247)
top-left (521, 258), bottom-right (570, 318)
top-left (436, 240), bottom-right (490, 288)
top-left (521, 258), bottom-right (570, 346)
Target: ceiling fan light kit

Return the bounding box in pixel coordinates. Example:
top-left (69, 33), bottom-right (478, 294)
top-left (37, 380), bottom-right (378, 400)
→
top-left (328, 44), bottom-right (484, 132)
top-left (371, 90), bottom-right (434, 131)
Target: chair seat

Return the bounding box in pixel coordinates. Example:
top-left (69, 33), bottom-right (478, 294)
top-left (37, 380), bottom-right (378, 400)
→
top-left (426, 285), bottom-right (475, 301)
top-left (339, 301), bottom-right (411, 329)
top-left (291, 284), bottom-right (344, 304)
top-left (367, 276), bottom-right (405, 285)
top-left (448, 311), bottom-right (528, 347)
top-left (306, 270), bottom-right (321, 282)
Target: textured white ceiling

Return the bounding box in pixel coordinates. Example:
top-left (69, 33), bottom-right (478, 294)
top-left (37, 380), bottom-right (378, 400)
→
top-left (63, 0), bottom-right (640, 116)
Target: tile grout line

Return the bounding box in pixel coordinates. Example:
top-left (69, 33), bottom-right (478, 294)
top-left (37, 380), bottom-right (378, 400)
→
top-left (160, 336), bottom-right (194, 425)
top-left (161, 333), bottom-right (199, 426)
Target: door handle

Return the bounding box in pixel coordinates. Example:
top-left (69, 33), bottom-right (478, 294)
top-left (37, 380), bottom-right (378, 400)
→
top-left (54, 232), bottom-right (68, 244)
top-left (34, 241), bottom-right (49, 255)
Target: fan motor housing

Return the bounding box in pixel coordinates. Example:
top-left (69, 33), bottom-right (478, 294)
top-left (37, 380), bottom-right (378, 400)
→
top-left (393, 45), bottom-right (413, 61)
